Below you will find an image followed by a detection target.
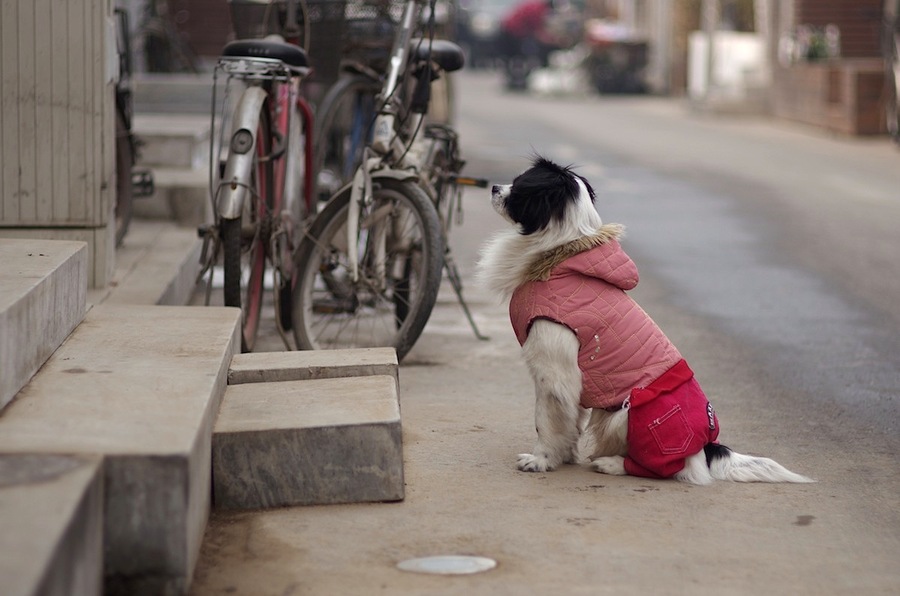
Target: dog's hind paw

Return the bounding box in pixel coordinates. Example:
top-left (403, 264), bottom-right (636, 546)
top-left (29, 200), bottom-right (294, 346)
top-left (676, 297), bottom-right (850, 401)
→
top-left (517, 453), bottom-right (554, 473)
top-left (591, 456), bottom-right (626, 476)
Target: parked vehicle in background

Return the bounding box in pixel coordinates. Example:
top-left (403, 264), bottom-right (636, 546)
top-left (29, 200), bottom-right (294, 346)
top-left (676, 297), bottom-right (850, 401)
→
top-left (584, 18), bottom-right (648, 94)
top-left (456, 0), bottom-right (517, 68)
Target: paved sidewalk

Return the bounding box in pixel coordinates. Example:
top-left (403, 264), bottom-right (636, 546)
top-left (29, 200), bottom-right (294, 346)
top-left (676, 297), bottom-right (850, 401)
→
top-left (187, 188), bottom-right (900, 595)
top-left (123, 71), bottom-right (899, 595)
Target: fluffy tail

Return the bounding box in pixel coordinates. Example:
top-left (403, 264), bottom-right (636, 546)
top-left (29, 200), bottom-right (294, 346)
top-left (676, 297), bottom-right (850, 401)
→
top-left (705, 444), bottom-right (814, 483)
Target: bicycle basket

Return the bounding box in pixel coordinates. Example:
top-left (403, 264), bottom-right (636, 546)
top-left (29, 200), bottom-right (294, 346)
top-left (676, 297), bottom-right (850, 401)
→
top-left (228, 0), bottom-right (348, 84)
top-left (342, 1), bottom-right (406, 73)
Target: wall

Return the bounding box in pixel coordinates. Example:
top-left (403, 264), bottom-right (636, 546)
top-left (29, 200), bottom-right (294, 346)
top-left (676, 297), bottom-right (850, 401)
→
top-left (0, 0), bottom-right (116, 287)
top-left (794, 0), bottom-right (883, 58)
top-left (772, 0), bottom-right (888, 135)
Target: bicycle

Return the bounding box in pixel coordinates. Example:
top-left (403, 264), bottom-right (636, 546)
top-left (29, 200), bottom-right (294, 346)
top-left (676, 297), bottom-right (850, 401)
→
top-left (114, 5), bottom-right (155, 247)
top-left (291, 0), bottom-right (488, 361)
top-left (197, 0), bottom-right (316, 352)
top-left (135, 0), bottom-right (202, 74)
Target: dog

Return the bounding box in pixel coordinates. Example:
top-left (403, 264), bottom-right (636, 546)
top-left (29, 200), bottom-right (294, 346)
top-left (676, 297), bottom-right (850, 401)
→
top-left (477, 156), bottom-right (812, 484)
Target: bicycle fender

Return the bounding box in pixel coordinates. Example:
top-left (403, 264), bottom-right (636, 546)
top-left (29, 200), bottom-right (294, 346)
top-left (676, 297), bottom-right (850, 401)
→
top-left (218, 86), bottom-right (268, 220)
top-left (369, 168), bottom-right (419, 183)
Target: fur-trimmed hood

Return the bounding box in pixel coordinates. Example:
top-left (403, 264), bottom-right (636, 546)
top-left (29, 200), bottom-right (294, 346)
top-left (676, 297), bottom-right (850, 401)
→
top-left (477, 223), bottom-right (628, 301)
top-left (524, 223), bottom-right (628, 282)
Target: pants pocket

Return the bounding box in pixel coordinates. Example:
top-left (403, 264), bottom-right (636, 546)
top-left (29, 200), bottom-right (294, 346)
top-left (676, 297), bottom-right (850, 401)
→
top-left (648, 405), bottom-right (694, 455)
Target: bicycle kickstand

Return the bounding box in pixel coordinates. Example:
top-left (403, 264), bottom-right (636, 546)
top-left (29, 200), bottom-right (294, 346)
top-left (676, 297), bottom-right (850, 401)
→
top-left (444, 250), bottom-right (489, 341)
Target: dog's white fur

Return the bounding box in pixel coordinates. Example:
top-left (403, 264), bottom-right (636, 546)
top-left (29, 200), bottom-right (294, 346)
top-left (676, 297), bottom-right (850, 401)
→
top-left (478, 165), bottom-right (812, 485)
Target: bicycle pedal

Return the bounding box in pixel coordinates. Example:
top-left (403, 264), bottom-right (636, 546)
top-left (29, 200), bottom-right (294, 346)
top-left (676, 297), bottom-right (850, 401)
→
top-left (449, 175), bottom-right (489, 188)
top-left (131, 168), bottom-right (155, 197)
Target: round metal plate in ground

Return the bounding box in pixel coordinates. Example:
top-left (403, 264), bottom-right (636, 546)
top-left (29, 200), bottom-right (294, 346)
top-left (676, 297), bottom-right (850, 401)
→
top-left (396, 555), bottom-right (497, 575)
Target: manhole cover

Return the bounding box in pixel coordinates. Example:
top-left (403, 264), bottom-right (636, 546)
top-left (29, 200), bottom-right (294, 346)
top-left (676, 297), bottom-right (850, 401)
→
top-left (396, 555), bottom-right (497, 575)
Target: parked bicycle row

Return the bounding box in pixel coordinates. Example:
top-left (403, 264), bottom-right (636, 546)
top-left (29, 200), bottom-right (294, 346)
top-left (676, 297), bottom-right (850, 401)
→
top-left (195, 0), bottom-right (488, 359)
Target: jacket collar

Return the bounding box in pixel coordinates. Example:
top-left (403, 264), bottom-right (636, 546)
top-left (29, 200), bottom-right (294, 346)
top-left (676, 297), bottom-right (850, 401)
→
top-left (525, 223), bottom-right (625, 281)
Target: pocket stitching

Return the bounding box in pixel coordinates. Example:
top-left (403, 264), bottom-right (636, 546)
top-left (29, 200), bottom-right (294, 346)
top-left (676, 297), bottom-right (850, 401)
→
top-left (648, 405), bottom-right (694, 455)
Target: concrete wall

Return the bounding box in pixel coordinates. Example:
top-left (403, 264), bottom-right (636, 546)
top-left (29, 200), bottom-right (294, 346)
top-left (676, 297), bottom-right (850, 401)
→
top-left (0, 0), bottom-right (116, 288)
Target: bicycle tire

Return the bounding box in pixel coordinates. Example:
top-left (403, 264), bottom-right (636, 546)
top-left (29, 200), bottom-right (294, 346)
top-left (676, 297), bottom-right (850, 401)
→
top-left (221, 99), bottom-right (273, 352)
top-left (276, 99), bottom-right (308, 331)
top-left (313, 74), bottom-right (381, 202)
top-left (114, 108), bottom-right (134, 247)
top-left (291, 178), bottom-right (444, 361)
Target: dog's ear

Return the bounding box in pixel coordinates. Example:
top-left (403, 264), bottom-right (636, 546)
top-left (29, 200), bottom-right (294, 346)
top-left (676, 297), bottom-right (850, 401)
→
top-left (577, 175), bottom-right (596, 202)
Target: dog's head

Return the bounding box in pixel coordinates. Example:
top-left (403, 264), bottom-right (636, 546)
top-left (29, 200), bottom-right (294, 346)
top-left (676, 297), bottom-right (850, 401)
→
top-left (491, 156), bottom-right (603, 242)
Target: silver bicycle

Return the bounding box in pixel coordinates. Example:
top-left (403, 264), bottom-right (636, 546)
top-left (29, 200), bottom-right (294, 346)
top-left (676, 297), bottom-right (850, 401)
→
top-left (291, 0), bottom-right (487, 361)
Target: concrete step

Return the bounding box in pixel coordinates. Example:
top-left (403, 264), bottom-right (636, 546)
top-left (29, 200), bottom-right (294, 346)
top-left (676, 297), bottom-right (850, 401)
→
top-left (133, 73), bottom-right (217, 116)
top-left (88, 221), bottom-right (204, 307)
top-left (133, 166), bottom-right (211, 232)
top-left (0, 303), bottom-right (240, 595)
top-left (0, 454), bottom-right (104, 596)
top-left (132, 113), bottom-right (211, 228)
top-left (213, 374), bottom-right (404, 510)
top-left (133, 114), bottom-right (210, 170)
top-left (228, 347), bottom-right (399, 385)
top-left (0, 239), bottom-right (88, 410)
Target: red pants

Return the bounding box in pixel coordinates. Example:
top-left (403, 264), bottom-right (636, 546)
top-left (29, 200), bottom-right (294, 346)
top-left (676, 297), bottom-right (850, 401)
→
top-left (623, 359), bottom-right (720, 479)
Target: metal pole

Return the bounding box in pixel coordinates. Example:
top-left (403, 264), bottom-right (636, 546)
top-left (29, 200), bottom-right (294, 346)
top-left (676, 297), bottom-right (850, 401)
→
top-left (702, 0), bottom-right (719, 101)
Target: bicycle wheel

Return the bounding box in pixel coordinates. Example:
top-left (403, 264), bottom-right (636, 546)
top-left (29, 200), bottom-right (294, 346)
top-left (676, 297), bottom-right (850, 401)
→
top-left (221, 101), bottom-right (273, 353)
top-left (291, 178), bottom-right (444, 360)
top-left (313, 74), bottom-right (381, 201)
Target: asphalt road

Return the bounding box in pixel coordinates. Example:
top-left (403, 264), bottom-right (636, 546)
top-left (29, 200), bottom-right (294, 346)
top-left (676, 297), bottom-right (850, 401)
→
top-left (191, 70), bottom-right (900, 595)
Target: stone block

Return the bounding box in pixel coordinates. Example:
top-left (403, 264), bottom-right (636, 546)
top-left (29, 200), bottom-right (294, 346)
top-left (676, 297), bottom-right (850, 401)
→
top-left (228, 347), bottom-right (398, 386)
top-left (0, 454), bottom-right (104, 596)
top-left (213, 375), bottom-right (404, 509)
top-left (0, 304), bottom-right (240, 595)
top-left (0, 239), bottom-right (87, 410)
top-left (0, 226), bottom-right (114, 290)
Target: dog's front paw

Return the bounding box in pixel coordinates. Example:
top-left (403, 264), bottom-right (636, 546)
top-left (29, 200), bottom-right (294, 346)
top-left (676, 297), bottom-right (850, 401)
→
top-left (517, 453), bottom-right (555, 473)
top-left (591, 456), bottom-right (626, 476)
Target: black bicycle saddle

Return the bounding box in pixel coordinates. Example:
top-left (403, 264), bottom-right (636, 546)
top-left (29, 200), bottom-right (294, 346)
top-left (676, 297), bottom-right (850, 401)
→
top-left (222, 39), bottom-right (309, 70)
top-left (409, 39), bottom-right (465, 73)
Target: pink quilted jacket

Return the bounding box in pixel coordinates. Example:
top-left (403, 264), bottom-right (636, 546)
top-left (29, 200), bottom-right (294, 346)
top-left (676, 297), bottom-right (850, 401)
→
top-left (509, 239), bottom-right (682, 410)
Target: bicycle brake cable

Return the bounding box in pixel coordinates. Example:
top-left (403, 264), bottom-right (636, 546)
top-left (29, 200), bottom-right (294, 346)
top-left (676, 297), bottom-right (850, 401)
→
top-left (392, 0), bottom-right (439, 166)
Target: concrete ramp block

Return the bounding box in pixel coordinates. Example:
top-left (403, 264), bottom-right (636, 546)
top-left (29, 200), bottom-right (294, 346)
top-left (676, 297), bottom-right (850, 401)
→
top-left (0, 454), bottom-right (104, 596)
top-left (0, 304), bottom-right (240, 595)
top-left (0, 239), bottom-right (87, 410)
top-left (228, 347), bottom-right (398, 386)
top-left (213, 375), bottom-right (404, 509)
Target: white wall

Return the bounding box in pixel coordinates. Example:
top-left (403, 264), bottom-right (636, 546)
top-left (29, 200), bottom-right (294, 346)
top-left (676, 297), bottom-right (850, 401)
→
top-left (688, 31), bottom-right (768, 100)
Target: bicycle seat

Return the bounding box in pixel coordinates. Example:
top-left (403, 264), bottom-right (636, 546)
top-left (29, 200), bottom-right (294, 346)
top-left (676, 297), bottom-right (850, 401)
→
top-left (409, 39), bottom-right (465, 73)
top-left (222, 39), bottom-right (310, 70)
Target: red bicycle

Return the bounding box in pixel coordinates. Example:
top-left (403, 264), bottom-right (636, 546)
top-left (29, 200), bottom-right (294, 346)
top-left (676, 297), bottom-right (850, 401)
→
top-left (197, 0), bottom-right (315, 352)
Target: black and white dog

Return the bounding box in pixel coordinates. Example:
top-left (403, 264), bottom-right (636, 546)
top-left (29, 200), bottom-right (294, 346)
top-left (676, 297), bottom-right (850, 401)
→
top-left (477, 156), bottom-right (812, 484)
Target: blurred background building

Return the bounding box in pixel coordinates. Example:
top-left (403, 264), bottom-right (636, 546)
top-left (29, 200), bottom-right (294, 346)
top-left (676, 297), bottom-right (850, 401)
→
top-left (122, 0), bottom-right (897, 136)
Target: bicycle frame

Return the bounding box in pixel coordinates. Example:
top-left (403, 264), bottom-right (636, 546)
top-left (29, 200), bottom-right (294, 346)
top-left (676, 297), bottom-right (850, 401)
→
top-left (212, 58), bottom-right (313, 225)
top-left (345, 0), bottom-right (435, 283)
top-left (292, 0), bottom-right (488, 355)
